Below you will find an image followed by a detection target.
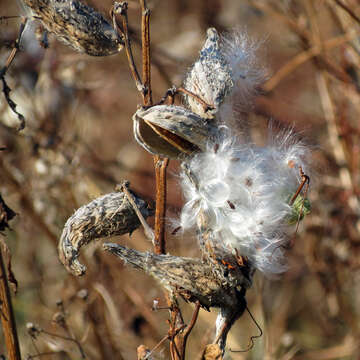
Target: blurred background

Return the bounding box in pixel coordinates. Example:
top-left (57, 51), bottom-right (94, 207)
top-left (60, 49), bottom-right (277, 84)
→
top-left (0, 0), bottom-right (359, 359)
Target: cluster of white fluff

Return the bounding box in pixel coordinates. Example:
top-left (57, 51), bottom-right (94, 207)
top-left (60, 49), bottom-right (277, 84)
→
top-left (179, 130), bottom-right (309, 275)
top-left (220, 30), bottom-right (267, 111)
top-left (177, 29), bottom-right (310, 276)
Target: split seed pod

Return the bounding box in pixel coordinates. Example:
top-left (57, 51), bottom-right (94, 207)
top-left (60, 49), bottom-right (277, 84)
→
top-left (183, 28), bottom-right (233, 119)
top-left (104, 243), bottom-right (253, 352)
top-left (58, 188), bottom-right (153, 276)
top-left (104, 243), bottom-right (252, 310)
top-left (133, 105), bottom-right (218, 158)
top-left (21, 0), bottom-right (124, 56)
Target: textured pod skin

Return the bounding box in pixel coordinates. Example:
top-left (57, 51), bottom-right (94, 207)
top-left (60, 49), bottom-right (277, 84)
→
top-left (183, 28), bottom-right (233, 119)
top-left (21, 0), bottom-right (123, 56)
top-left (133, 105), bottom-right (217, 158)
top-left (58, 190), bottom-right (153, 276)
top-left (104, 243), bottom-right (252, 310)
top-left (196, 208), bottom-right (256, 290)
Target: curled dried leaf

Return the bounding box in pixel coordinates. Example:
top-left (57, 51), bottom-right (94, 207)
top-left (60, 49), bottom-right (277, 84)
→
top-left (58, 189), bottom-right (153, 276)
top-left (133, 105), bottom-right (217, 158)
top-left (22, 0), bottom-right (124, 56)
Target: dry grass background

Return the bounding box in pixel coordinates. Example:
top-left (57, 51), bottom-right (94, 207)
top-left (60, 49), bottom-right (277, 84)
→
top-left (0, 0), bottom-right (360, 359)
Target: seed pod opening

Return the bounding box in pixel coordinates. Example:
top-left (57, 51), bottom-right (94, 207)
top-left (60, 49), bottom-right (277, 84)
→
top-left (22, 0), bottom-right (124, 56)
top-left (183, 28), bottom-right (233, 119)
top-left (133, 105), bottom-right (217, 158)
top-left (103, 243), bottom-right (253, 309)
top-left (58, 189), bottom-right (153, 276)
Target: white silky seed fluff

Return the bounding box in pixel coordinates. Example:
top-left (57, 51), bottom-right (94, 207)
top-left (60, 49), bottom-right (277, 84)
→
top-left (179, 131), bottom-right (309, 276)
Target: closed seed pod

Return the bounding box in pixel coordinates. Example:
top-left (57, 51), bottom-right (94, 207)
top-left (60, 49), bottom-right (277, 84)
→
top-left (21, 0), bottom-right (123, 56)
top-left (133, 105), bottom-right (218, 158)
top-left (183, 28), bottom-right (233, 119)
top-left (58, 189), bottom-right (153, 276)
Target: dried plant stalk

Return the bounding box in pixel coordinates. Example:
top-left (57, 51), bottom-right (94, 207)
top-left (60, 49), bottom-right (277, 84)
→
top-left (0, 246), bottom-right (21, 360)
top-left (58, 188), bottom-right (153, 276)
top-left (0, 197), bottom-right (21, 360)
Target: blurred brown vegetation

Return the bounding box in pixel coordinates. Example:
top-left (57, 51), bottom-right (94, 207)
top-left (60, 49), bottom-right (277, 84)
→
top-left (0, 0), bottom-right (360, 359)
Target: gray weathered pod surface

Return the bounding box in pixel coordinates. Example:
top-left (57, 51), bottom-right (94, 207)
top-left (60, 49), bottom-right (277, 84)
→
top-left (133, 105), bottom-right (218, 158)
top-left (104, 243), bottom-right (253, 352)
top-left (103, 243), bottom-right (252, 310)
top-left (183, 28), bottom-right (233, 119)
top-left (21, 0), bottom-right (123, 56)
top-left (58, 189), bottom-right (153, 276)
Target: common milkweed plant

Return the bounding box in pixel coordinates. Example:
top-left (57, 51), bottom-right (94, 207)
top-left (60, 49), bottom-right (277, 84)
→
top-left (60, 21), bottom-right (311, 359)
top-left (1, 1), bottom-right (311, 359)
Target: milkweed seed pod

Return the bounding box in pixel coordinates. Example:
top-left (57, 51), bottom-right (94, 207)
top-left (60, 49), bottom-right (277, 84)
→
top-left (179, 130), bottom-right (311, 277)
top-left (103, 243), bottom-right (252, 310)
top-left (133, 105), bottom-right (218, 158)
top-left (21, 0), bottom-right (124, 56)
top-left (104, 243), bottom-right (252, 352)
top-left (58, 188), bottom-right (153, 276)
top-left (183, 28), bottom-right (233, 119)
top-left (183, 28), bottom-right (267, 130)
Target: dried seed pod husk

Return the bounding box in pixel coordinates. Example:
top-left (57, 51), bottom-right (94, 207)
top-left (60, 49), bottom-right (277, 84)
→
top-left (133, 105), bottom-right (218, 158)
top-left (21, 0), bottom-right (123, 56)
top-left (58, 189), bottom-right (153, 276)
top-left (183, 28), bottom-right (233, 119)
top-left (103, 243), bottom-right (252, 310)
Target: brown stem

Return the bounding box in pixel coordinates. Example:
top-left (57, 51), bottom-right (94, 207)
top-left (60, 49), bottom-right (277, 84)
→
top-left (153, 156), bottom-right (169, 254)
top-left (112, 2), bottom-right (144, 96)
top-left (120, 181), bottom-right (155, 243)
top-left (0, 16), bottom-right (27, 77)
top-left (177, 87), bottom-right (214, 112)
top-left (333, 0), bottom-right (360, 25)
top-left (181, 301), bottom-right (201, 359)
top-left (137, 2), bottom-right (181, 358)
top-left (140, 0), bottom-right (152, 106)
top-left (0, 244), bottom-right (21, 360)
top-left (289, 167), bottom-right (310, 206)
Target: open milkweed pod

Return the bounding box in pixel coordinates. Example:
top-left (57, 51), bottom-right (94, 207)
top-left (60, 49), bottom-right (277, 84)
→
top-left (21, 0), bottom-right (124, 56)
top-left (58, 187), bottom-right (153, 276)
top-left (103, 243), bottom-right (253, 310)
top-left (183, 28), bottom-right (233, 119)
top-left (133, 105), bottom-right (218, 158)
